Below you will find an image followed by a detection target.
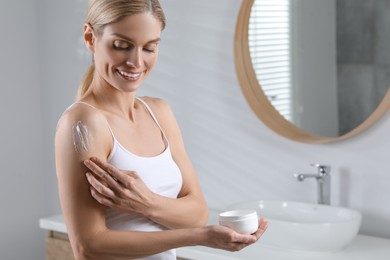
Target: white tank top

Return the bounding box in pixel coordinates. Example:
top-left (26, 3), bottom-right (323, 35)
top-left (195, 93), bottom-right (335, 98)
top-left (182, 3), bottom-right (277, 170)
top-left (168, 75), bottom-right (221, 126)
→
top-left (75, 98), bottom-right (183, 260)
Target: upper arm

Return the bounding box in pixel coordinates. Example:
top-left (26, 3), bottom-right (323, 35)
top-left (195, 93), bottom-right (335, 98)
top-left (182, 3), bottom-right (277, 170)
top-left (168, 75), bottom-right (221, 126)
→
top-left (55, 107), bottom-right (112, 252)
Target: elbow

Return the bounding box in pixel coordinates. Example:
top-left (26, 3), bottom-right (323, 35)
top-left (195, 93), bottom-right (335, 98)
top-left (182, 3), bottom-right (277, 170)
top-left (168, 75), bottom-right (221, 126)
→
top-left (70, 233), bottom-right (105, 260)
top-left (72, 242), bottom-right (91, 260)
top-left (71, 240), bottom-right (97, 260)
top-left (193, 203), bottom-right (209, 228)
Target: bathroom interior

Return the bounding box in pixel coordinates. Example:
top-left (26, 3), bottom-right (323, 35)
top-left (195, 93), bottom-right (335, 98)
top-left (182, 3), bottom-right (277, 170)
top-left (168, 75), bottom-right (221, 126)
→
top-left (1, 0), bottom-right (390, 259)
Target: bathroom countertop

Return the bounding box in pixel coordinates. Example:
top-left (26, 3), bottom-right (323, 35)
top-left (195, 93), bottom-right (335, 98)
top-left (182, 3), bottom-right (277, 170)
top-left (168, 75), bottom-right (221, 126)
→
top-left (176, 234), bottom-right (390, 260)
top-left (40, 212), bottom-right (390, 260)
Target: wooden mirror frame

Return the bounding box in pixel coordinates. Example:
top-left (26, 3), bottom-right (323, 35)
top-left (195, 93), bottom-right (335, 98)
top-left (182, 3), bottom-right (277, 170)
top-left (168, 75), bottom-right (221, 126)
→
top-left (234, 0), bottom-right (390, 143)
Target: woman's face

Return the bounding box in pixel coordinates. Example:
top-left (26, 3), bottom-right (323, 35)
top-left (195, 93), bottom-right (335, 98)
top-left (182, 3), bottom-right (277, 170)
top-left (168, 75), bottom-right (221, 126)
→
top-left (92, 13), bottom-right (162, 93)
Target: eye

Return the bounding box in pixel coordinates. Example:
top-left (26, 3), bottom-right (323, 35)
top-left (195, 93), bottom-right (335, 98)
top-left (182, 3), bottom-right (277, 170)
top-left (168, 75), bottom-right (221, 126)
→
top-left (143, 44), bottom-right (158, 53)
top-left (143, 47), bottom-right (155, 53)
top-left (113, 40), bottom-right (131, 50)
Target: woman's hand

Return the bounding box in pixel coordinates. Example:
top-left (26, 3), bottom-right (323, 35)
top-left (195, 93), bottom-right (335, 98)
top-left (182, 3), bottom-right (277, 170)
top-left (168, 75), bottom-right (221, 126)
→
top-left (83, 157), bottom-right (156, 216)
top-left (203, 218), bottom-right (268, 251)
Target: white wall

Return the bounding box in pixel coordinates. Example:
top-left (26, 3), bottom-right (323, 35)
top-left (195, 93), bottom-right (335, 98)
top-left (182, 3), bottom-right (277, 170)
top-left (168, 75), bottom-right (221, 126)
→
top-left (0, 1), bottom-right (46, 259)
top-left (3, 0), bottom-right (390, 258)
top-left (37, 0), bottom-right (89, 216)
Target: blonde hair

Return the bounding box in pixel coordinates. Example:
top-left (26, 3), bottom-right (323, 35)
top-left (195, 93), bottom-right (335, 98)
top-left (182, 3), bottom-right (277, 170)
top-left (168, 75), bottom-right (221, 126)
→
top-left (76, 0), bottom-right (166, 100)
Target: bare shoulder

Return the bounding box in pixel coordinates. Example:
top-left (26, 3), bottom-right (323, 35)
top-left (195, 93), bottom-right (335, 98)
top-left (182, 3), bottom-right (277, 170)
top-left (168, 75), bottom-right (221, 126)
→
top-left (139, 96), bottom-right (180, 139)
top-left (55, 103), bottom-right (112, 155)
top-left (57, 103), bottom-right (108, 132)
top-left (139, 96), bottom-right (174, 119)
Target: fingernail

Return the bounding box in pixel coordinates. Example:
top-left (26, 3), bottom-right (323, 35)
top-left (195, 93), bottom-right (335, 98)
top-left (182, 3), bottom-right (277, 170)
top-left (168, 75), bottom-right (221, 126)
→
top-left (84, 160), bottom-right (91, 166)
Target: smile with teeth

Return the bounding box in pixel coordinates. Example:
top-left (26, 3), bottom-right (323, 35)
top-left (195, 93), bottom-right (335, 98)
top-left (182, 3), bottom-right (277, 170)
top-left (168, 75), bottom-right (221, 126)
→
top-left (118, 70), bottom-right (142, 79)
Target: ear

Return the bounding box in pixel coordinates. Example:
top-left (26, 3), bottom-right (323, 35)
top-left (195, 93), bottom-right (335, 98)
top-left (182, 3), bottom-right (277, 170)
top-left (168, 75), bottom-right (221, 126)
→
top-left (83, 23), bottom-right (95, 53)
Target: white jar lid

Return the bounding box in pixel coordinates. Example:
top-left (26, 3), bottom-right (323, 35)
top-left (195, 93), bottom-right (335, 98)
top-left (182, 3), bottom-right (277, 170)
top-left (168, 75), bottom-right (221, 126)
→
top-left (219, 209), bottom-right (258, 222)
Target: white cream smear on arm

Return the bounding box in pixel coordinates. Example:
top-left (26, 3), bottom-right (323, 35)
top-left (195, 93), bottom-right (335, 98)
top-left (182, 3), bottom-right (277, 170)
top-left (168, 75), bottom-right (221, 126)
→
top-left (72, 121), bottom-right (92, 153)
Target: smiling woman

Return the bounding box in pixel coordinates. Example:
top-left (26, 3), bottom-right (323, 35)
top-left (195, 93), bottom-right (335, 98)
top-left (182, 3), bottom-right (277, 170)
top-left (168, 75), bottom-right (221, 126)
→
top-left (55, 0), bottom-right (267, 259)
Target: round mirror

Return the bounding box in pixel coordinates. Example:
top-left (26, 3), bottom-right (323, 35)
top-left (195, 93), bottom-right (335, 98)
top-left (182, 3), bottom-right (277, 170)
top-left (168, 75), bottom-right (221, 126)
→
top-left (235, 0), bottom-right (390, 143)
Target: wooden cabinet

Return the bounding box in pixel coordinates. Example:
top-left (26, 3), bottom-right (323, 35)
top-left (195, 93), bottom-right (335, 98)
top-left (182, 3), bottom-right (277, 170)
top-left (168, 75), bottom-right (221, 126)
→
top-left (45, 231), bottom-right (75, 260)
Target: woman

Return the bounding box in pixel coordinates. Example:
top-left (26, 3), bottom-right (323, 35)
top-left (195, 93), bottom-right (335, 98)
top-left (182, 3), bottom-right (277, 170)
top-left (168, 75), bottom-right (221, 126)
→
top-left (55, 0), bottom-right (267, 259)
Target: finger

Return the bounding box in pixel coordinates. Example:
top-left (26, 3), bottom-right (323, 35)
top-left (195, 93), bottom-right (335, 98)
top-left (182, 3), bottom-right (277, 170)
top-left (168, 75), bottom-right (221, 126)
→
top-left (90, 186), bottom-right (116, 207)
top-left (235, 234), bottom-right (257, 244)
top-left (90, 157), bottom-right (139, 185)
top-left (106, 165), bottom-right (136, 188)
top-left (89, 185), bottom-right (136, 213)
top-left (88, 157), bottom-right (120, 180)
top-left (88, 156), bottom-right (128, 182)
top-left (84, 159), bottom-right (124, 191)
top-left (259, 218), bottom-right (268, 232)
top-left (125, 171), bottom-right (139, 179)
top-left (86, 172), bottom-right (116, 198)
top-left (86, 158), bottom-right (146, 203)
top-left (84, 158), bottom-right (108, 178)
top-left (254, 218), bottom-right (268, 239)
top-left (231, 242), bottom-right (250, 252)
top-left (89, 156), bottom-right (110, 169)
top-left (230, 222), bottom-right (268, 245)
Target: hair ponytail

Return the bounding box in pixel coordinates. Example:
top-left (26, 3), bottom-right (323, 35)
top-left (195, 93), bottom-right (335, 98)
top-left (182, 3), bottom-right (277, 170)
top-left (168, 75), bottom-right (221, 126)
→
top-left (76, 64), bottom-right (94, 100)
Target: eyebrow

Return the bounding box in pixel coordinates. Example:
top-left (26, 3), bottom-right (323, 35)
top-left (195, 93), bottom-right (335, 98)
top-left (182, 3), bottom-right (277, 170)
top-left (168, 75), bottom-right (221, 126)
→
top-left (111, 33), bottom-right (161, 44)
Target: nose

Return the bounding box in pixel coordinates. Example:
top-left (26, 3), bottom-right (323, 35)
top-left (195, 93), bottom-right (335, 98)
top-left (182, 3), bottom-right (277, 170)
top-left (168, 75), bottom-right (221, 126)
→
top-left (126, 48), bottom-right (142, 68)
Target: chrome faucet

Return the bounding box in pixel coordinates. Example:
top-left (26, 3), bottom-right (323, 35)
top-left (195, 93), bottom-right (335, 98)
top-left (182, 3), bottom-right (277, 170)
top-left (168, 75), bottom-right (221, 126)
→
top-left (294, 164), bottom-right (331, 205)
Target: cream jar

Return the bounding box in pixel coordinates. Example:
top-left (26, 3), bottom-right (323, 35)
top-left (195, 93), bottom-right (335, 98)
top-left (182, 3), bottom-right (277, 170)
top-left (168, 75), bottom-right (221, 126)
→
top-left (219, 209), bottom-right (259, 234)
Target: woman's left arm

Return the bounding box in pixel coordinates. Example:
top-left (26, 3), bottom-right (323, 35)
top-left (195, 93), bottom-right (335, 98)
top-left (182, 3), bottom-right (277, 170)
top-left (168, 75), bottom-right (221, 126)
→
top-left (84, 98), bottom-right (208, 229)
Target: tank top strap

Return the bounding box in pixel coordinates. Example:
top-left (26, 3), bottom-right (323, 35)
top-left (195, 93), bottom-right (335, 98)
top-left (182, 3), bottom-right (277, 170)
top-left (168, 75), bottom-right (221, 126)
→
top-left (136, 97), bottom-right (166, 135)
top-left (72, 101), bottom-right (116, 139)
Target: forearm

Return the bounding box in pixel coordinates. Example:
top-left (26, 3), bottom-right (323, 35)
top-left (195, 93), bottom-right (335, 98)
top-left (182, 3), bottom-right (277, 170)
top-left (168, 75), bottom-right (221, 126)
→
top-left (72, 217), bottom-right (268, 260)
top-left (146, 193), bottom-right (208, 229)
top-left (77, 227), bottom-right (205, 259)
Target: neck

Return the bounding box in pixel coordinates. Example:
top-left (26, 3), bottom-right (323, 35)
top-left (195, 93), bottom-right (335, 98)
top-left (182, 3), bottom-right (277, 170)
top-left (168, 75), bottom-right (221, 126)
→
top-left (87, 77), bottom-right (139, 121)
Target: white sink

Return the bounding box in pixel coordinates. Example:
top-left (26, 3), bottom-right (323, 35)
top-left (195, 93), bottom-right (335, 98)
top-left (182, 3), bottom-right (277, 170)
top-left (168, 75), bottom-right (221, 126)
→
top-left (226, 200), bottom-right (362, 252)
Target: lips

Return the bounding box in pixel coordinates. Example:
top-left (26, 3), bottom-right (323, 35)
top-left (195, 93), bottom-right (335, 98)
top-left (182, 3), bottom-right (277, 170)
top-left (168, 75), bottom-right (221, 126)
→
top-left (117, 70), bottom-right (142, 80)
